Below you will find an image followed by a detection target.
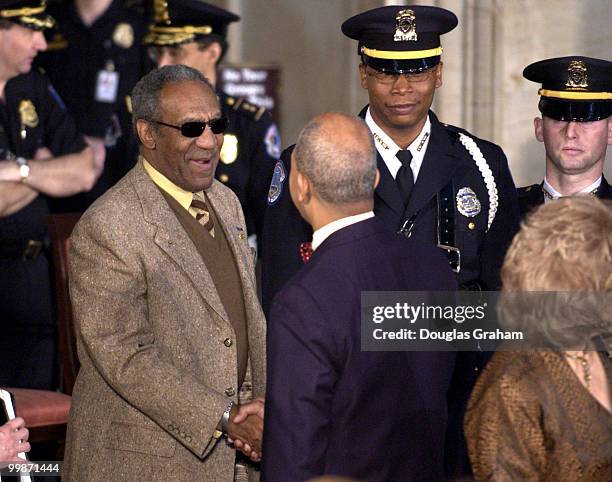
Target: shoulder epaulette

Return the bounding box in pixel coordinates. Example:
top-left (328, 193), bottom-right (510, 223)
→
top-left (225, 96), bottom-right (266, 121)
top-left (442, 122), bottom-right (498, 149)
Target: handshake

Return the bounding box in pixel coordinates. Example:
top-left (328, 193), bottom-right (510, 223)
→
top-left (225, 397), bottom-right (265, 462)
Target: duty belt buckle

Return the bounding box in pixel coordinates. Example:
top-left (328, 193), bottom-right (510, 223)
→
top-left (22, 240), bottom-right (43, 261)
top-left (438, 243), bottom-right (461, 273)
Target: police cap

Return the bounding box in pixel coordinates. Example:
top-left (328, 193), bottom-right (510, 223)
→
top-left (523, 56), bottom-right (612, 122)
top-left (144, 0), bottom-right (239, 47)
top-left (0, 0), bottom-right (54, 30)
top-left (342, 5), bottom-right (457, 74)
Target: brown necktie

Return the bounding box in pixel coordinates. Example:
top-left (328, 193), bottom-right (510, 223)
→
top-left (191, 192), bottom-right (215, 237)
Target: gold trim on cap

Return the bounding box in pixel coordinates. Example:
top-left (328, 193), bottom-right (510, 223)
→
top-left (539, 88), bottom-right (612, 100)
top-left (0, 3), bottom-right (46, 18)
top-left (18, 14), bottom-right (54, 29)
top-left (144, 24), bottom-right (213, 46)
top-left (149, 25), bottom-right (212, 35)
top-left (361, 46), bottom-right (443, 60)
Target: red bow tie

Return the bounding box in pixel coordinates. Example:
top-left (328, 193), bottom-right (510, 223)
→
top-left (299, 242), bottom-right (313, 263)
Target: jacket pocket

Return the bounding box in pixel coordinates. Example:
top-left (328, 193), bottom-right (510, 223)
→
top-left (103, 421), bottom-right (176, 458)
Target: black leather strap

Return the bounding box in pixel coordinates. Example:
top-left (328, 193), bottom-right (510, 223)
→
top-left (437, 182), bottom-right (460, 273)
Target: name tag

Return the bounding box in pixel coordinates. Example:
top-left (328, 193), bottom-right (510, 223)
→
top-left (95, 69), bottom-right (119, 103)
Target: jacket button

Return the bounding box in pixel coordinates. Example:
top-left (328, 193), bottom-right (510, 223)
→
top-left (225, 387), bottom-right (235, 397)
top-left (223, 338), bottom-right (232, 347)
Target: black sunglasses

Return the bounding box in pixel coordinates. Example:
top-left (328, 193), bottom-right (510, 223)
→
top-left (152, 117), bottom-right (229, 137)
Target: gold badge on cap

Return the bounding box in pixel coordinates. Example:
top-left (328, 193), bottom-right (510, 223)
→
top-left (456, 187), bottom-right (481, 218)
top-left (220, 134), bottom-right (238, 164)
top-left (18, 100), bottom-right (39, 129)
top-left (394, 9), bottom-right (417, 42)
top-left (153, 0), bottom-right (171, 24)
top-left (565, 60), bottom-right (588, 89)
top-left (113, 23), bottom-right (134, 49)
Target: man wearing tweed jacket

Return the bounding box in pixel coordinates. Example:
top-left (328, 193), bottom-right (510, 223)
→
top-left (63, 65), bottom-right (266, 481)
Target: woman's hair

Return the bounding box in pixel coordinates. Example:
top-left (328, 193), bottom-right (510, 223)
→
top-left (498, 197), bottom-right (612, 349)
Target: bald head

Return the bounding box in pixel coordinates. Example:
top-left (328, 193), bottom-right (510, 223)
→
top-left (294, 112), bottom-right (377, 204)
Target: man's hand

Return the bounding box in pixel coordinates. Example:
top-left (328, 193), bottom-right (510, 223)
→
top-left (0, 417), bottom-right (30, 468)
top-left (226, 399), bottom-right (265, 462)
top-left (84, 136), bottom-right (106, 177)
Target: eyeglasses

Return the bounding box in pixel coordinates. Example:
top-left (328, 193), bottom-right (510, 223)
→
top-left (367, 66), bottom-right (437, 85)
top-left (152, 117), bottom-right (229, 137)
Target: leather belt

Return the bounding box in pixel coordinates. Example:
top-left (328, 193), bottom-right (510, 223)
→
top-left (0, 239), bottom-right (45, 261)
top-left (437, 182), bottom-right (460, 273)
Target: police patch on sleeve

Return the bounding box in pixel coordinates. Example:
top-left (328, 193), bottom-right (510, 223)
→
top-left (267, 159), bottom-right (286, 205)
top-left (264, 124), bottom-right (281, 159)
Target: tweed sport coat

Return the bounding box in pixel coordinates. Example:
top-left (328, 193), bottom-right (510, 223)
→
top-left (63, 160), bottom-right (266, 481)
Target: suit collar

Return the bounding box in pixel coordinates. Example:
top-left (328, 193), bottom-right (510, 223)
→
top-left (129, 162), bottom-right (231, 325)
top-left (598, 175), bottom-right (611, 199)
top-left (314, 216), bottom-right (385, 257)
top-left (360, 107), bottom-right (459, 220)
top-left (404, 111), bottom-right (459, 217)
top-left (312, 211), bottom-right (374, 251)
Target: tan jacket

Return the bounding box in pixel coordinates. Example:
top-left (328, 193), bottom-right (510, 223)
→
top-left (63, 161), bottom-right (266, 481)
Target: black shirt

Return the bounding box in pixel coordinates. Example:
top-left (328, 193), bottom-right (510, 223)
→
top-left (0, 70), bottom-right (86, 239)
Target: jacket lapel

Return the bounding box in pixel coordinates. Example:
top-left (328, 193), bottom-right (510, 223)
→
top-left (358, 105), bottom-right (415, 219)
top-left (405, 111), bottom-right (459, 218)
top-left (130, 162), bottom-right (229, 324)
top-left (206, 182), bottom-right (257, 297)
top-left (598, 176), bottom-right (612, 200)
top-left (375, 151), bottom-right (405, 217)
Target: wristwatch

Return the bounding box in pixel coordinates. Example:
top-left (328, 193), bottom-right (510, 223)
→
top-left (15, 157), bottom-right (30, 183)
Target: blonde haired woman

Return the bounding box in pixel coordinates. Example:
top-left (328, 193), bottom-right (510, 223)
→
top-left (465, 197), bottom-right (612, 481)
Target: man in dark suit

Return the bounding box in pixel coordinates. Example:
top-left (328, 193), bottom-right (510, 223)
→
top-left (518, 56), bottom-right (612, 217)
top-left (261, 7), bottom-right (520, 475)
top-left (263, 112), bottom-right (457, 482)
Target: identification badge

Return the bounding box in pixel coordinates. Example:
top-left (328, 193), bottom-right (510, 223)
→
top-left (95, 69), bottom-right (119, 103)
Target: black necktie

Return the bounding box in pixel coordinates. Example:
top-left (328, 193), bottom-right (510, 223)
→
top-left (396, 149), bottom-right (414, 206)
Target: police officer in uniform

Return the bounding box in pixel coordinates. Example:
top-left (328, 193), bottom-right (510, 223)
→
top-left (263, 5), bottom-right (519, 312)
top-left (145, 0), bottom-right (281, 246)
top-left (518, 56), bottom-right (612, 217)
top-left (261, 6), bottom-right (520, 476)
top-left (36, 0), bottom-right (152, 212)
top-left (0, 0), bottom-right (97, 389)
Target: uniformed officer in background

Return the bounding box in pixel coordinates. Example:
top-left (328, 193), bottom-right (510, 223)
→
top-left (518, 56), bottom-right (611, 216)
top-left (261, 5), bottom-right (520, 476)
top-left (36, 0), bottom-right (152, 212)
top-left (145, 0), bottom-right (281, 248)
top-left (0, 0), bottom-right (98, 389)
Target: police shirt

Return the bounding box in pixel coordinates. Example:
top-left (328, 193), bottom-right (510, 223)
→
top-left (0, 70), bottom-right (86, 240)
top-left (217, 92), bottom-right (281, 241)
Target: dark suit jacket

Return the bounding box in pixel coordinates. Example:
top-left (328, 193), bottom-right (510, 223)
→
top-left (261, 109), bottom-right (519, 315)
top-left (262, 217), bottom-right (457, 482)
top-left (518, 175), bottom-right (612, 218)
